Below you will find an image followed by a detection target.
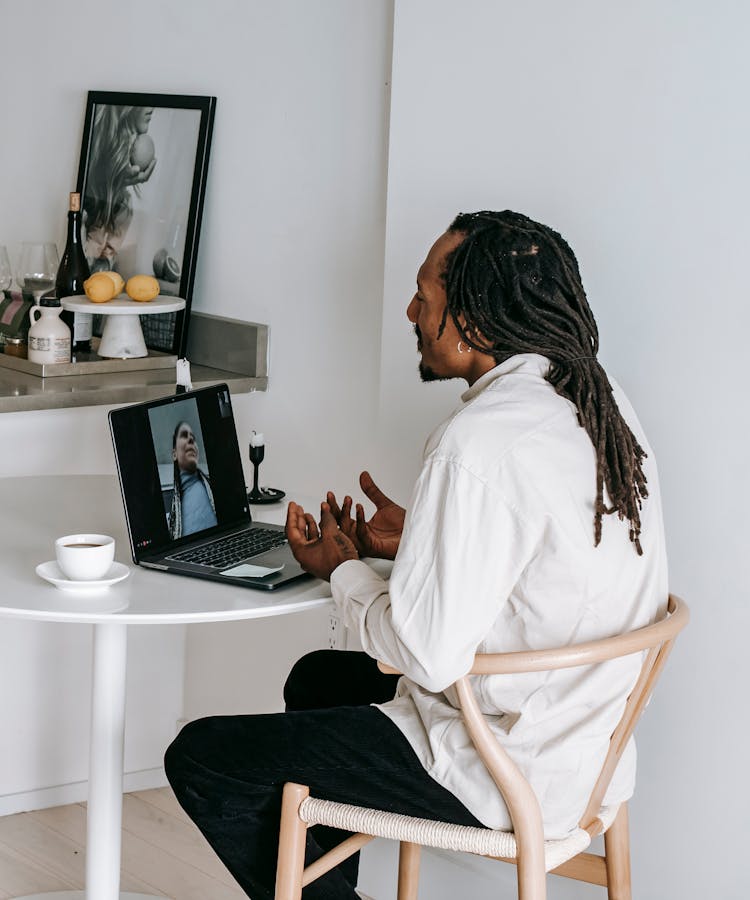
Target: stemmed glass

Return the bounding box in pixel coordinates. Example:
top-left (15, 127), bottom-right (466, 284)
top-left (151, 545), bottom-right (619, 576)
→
top-left (17, 242), bottom-right (59, 303)
top-left (248, 432), bottom-right (266, 502)
top-left (0, 246), bottom-right (12, 296)
top-left (247, 431), bottom-right (285, 503)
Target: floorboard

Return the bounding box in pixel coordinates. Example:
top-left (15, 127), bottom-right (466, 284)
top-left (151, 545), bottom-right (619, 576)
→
top-left (0, 788), bottom-right (247, 899)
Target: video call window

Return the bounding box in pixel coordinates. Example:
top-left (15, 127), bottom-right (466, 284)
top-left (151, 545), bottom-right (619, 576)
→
top-left (147, 397), bottom-right (218, 540)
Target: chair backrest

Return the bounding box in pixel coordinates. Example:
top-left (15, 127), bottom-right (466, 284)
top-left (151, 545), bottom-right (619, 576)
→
top-left (454, 594), bottom-right (689, 842)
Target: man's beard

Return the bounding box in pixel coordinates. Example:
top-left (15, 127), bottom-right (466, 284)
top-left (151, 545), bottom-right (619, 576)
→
top-left (414, 324), bottom-right (450, 382)
top-left (419, 361), bottom-right (450, 382)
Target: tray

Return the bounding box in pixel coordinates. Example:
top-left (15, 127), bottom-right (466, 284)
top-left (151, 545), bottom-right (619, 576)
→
top-left (0, 338), bottom-right (176, 378)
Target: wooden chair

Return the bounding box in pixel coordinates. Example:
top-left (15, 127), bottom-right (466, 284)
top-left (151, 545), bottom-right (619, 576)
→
top-left (275, 594), bottom-right (688, 900)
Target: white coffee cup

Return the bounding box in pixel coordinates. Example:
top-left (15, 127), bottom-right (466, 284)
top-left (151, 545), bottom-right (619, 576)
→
top-left (55, 534), bottom-right (116, 581)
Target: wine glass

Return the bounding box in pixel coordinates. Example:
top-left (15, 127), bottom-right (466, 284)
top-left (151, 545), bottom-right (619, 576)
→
top-left (0, 246), bottom-right (12, 295)
top-left (17, 242), bottom-right (59, 302)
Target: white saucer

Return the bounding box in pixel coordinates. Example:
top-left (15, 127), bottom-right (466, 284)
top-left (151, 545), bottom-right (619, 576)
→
top-left (36, 560), bottom-right (131, 592)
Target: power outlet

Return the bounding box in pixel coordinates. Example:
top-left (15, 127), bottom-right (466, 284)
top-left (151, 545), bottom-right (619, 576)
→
top-left (327, 614), bottom-right (346, 650)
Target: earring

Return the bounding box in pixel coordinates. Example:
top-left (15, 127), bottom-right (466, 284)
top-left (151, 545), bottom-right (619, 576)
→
top-left (457, 341), bottom-right (472, 354)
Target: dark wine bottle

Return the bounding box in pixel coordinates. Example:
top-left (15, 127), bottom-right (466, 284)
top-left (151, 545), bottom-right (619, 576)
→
top-left (57, 192), bottom-right (92, 356)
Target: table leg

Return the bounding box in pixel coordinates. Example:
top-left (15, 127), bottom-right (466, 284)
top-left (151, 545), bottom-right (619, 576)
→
top-left (86, 621), bottom-right (128, 900)
top-left (14, 623), bottom-right (162, 898)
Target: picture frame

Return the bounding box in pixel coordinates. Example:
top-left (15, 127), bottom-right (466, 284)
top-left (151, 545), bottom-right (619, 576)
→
top-left (76, 91), bottom-right (216, 356)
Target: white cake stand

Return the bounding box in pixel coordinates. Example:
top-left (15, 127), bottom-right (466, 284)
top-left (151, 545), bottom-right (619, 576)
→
top-left (61, 295), bottom-right (186, 359)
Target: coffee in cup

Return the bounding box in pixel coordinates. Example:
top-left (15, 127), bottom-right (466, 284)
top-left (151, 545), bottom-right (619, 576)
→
top-left (55, 533), bottom-right (115, 581)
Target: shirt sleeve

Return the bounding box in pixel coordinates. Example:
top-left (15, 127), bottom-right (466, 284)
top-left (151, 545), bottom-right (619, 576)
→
top-left (330, 455), bottom-right (540, 692)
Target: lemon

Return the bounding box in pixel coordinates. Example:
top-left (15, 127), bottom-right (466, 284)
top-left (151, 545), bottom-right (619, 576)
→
top-left (101, 271), bottom-right (125, 296)
top-left (84, 272), bottom-right (117, 303)
top-left (126, 274), bottom-right (160, 302)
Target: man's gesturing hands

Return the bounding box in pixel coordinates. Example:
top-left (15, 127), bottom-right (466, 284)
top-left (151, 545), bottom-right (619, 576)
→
top-left (286, 473), bottom-right (405, 580)
top-left (285, 501), bottom-right (359, 581)
top-left (326, 471), bottom-right (405, 561)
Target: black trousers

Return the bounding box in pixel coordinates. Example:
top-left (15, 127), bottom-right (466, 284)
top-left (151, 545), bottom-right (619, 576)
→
top-left (165, 650), bottom-right (483, 898)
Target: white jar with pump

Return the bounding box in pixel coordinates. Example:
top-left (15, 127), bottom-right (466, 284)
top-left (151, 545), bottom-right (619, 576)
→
top-left (28, 296), bottom-right (71, 364)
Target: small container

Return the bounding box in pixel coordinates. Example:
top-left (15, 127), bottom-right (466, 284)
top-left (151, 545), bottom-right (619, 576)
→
top-left (3, 336), bottom-right (27, 358)
top-left (28, 296), bottom-right (71, 364)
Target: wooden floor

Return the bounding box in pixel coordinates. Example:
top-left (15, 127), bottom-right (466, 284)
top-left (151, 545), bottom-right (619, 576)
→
top-left (0, 788), bottom-right (247, 899)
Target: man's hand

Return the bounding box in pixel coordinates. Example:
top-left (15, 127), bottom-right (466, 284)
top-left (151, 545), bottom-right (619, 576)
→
top-left (285, 501), bottom-right (359, 581)
top-left (326, 471), bottom-right (405, 561)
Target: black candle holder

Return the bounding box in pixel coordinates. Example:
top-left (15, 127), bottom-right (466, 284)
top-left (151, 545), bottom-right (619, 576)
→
top-left (247, 435), bottom-right (285, 504)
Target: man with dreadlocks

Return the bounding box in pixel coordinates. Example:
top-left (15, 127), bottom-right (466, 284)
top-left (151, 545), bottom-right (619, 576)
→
top-left (165, 212), bottom-right (666, 900)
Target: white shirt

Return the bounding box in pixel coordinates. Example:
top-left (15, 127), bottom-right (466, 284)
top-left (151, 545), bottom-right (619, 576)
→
top-left (330, 354), bottom-right (667, 837)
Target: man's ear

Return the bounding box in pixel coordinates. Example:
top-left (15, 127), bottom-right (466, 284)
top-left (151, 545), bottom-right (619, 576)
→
top-left (172, 449), bottom-right (177, 462)
top-left (457, 315), bottom-right (489, 350)
top-left (455, 312), bottom-right (471, 336)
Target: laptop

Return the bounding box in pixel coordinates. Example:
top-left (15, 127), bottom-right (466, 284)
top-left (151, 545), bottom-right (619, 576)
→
top-left (109, 383), bottom-right (310, 591)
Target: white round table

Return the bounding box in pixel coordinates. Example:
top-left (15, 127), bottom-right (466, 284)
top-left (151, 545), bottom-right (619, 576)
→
top-left (1, 475), bottom-right (333, 900)
top-left (61, 295), bottom-right (186, 359)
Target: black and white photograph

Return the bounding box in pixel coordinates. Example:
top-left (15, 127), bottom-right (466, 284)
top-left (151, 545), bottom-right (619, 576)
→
top-left (76, 91), bottom-right (215, 353)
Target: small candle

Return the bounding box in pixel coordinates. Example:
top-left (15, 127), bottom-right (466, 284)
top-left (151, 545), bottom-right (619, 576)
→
top-left (250, 431), bottom-right (265, 447)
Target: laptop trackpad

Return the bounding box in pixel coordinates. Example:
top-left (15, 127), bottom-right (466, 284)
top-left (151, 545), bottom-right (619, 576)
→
top-left (220, 562), bottom-right (284, 579)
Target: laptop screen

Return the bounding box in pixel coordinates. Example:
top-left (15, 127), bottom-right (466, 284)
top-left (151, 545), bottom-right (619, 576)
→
top-left (110, 384), bottom-right (251, 559)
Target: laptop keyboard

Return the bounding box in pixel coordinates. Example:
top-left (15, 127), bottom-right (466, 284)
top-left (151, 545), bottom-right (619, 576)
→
top-left (168, 528), bottom-right (288, 569)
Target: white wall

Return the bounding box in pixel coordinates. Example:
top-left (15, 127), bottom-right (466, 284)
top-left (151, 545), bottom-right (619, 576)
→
top-left (179, 0), bottom-right (394, 717)
top-left (361, 2), bottom-right (746, 898)
top-left (0, 0), bottom-right (392, 810)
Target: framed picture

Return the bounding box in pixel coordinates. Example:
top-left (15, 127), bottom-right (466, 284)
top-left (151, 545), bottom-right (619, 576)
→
top-left (76, 91), bottom-right (216, 355)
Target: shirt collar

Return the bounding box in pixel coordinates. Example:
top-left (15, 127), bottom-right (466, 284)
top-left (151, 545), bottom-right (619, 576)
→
top-left (460, 353), bottom-right (551, 403)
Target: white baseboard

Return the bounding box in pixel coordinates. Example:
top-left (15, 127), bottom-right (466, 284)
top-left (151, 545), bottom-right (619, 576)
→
top-left (0, 767), bottom-right (169, 817)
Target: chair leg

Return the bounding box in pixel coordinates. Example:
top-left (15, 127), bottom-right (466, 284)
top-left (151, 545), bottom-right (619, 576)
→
top-left (516, 846), bottom-right (547, 900)
top-left (275, 783), bottom-right (309, 900)
top-left (604, 803), bottom-right (632, 900)
top-left (397, 841), bottom-right (421, 900)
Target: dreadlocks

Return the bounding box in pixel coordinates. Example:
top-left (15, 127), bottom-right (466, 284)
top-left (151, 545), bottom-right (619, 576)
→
top-left (443, 210), bottom-right (648, 554)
